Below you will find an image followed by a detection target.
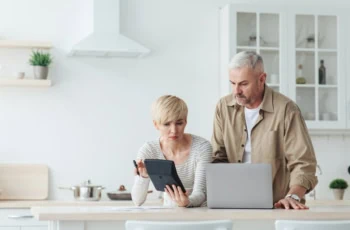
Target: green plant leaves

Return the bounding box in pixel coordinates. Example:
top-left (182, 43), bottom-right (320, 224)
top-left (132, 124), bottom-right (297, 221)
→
top-left (29, 50), bottom-right (52, 67)
top-left (329, 179), bottom-right (348, 189)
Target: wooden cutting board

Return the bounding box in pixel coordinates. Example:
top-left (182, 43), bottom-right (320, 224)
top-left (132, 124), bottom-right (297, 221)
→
top-left (0, 164), bottom-right (48, 200)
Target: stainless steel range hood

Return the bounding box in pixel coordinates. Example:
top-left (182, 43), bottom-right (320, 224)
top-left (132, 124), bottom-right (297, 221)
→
top-left (68, 0), bottom-right (150, 58)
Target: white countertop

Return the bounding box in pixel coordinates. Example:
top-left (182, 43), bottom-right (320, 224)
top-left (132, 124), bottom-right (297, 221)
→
top-left (0, 199), bottom-right (348, 208)
top-left (0, 200), bottom-right (140, 208)
top-left (26, 200), bottom-right (350, 221)
top-left (1, 200), bottom-right (349, 221)
top-left (30, 205), bottom-right (350, 221)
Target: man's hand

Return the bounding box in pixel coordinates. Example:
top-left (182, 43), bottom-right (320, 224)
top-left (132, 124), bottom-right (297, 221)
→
top-left (274, 185), bottom-right (308, 209)
top-left (274, 197), bottom-right (308, 210)
top-left (164, 185), bottom-right (190, 207)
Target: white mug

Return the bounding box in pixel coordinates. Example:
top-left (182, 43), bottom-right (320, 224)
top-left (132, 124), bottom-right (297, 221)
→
top-left (163, 188), bottom-right (193, 207)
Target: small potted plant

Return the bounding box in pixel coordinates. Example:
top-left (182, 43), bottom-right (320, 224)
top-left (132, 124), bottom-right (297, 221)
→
top-left (329, 178), bottom-right (348, 200)
top-left (29, 50), bottom-right (52, 79)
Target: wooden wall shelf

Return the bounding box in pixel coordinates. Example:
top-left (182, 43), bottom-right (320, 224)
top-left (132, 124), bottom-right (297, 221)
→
top-left (0, 79), bottom-right (52, 87)
top-left (0, 40), bottom-right (52, 49)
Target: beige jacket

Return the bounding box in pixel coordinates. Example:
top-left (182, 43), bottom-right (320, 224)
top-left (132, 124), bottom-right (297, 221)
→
top-left (211, 85), bottom-right (318, 203)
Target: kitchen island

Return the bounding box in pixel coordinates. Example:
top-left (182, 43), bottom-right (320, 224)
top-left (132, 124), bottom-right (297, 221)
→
top-left (28, 200), bottom-right (350, 230)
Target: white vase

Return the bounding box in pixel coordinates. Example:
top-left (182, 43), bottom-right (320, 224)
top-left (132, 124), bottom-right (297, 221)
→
top-left (33, 66), bottom-right (49, 79)
top-left (332, 189), bottom-right (345, 200)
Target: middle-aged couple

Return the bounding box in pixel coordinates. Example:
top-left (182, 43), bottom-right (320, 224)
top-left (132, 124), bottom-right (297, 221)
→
top-left (131, 51), bottom-right (318, 210)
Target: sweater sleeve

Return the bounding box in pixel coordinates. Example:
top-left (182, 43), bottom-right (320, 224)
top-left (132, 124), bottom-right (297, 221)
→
top-left (187, 140), bottom-right (213, 207)
top-left (131, 142), bottom-right (153, 206)
top-left (131, 175), bottom-right (150, 206)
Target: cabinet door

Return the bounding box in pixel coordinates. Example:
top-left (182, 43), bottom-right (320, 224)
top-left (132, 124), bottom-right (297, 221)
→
top-left (289, 9), bottom-right (347, 129)
top-left (220, 4), bottom-right (349, 130)
top-left (219, 4), bottom-right (288, 97)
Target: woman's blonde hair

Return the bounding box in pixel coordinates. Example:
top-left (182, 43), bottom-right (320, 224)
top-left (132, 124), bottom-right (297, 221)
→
top-left (151, 95), bottom-right (188, 125)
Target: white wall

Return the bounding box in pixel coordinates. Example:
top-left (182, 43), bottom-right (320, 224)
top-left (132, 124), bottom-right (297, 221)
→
top-left (0, 0), bottom-right (349, 201)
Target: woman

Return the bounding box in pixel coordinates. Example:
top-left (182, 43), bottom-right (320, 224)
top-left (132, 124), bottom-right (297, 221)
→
top-left (131, 95), bottom-right (212, 207)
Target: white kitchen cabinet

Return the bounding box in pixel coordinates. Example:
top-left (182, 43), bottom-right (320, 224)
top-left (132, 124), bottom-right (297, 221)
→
top-left (288, 10), bottom-right (347, 130)
top-left (219, 4), bottom-right (288, 98)
top-left (219, 4), bottom-right (348, 131)
top-left (0, 209), bottom-right (47, 230)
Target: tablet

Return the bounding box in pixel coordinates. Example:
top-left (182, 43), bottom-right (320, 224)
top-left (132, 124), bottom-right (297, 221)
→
top-left (144, 159), bottom-right (186, 193)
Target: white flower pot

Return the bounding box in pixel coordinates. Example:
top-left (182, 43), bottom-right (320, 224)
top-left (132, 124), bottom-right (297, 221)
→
top-left (33, 66), bottom-right (49, 79)
top-left (332, 189), bottom-right (345, 200)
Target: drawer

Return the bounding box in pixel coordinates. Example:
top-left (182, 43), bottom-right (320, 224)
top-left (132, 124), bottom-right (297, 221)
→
top-left (0, 209), bottom-right (47, 227)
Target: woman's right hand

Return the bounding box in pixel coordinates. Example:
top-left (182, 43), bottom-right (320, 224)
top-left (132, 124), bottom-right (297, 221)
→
top-left (135, 160), bottom-right (149, 178)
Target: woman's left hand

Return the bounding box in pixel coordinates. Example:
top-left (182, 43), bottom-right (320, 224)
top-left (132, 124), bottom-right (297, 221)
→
top-left (164, 185), bottom-right (190, 207)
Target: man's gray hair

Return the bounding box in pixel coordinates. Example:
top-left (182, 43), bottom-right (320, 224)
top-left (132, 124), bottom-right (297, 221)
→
top-left (228, 51), bottom-right (264, 73)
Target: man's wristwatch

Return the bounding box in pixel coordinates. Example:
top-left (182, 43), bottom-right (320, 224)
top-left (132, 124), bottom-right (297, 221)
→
top-left (285, 194), bottom-right (301, 202)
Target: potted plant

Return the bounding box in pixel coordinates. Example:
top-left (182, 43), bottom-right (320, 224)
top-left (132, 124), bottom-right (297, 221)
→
top-left (329, 178), bottom-right (348, 200)
top-left (29, 50), bottom-right (52, 79)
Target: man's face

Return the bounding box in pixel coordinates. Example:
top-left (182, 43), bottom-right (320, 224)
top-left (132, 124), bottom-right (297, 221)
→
top-left (229, 66), bottom-right (266, 109)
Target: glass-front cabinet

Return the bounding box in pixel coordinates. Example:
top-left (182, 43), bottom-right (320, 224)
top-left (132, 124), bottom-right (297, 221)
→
top-left (219, 5), bottom-right (287, 97)
top-left (236, 10), bottom-right (284, 93)
top-left (219, 4), bottom-right (347, 130)
top-left (289, 11), bottom-right (346, 129)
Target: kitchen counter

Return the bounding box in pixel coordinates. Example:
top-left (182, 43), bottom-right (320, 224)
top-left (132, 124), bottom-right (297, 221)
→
top-left (0, 199), bottom-right (349, 208)
top-left (0, 200), bottom-right (143, 208)
top-left (18, 200), bottom-right (350, 230)
top-left (29, 200), bottom-right (350, 221)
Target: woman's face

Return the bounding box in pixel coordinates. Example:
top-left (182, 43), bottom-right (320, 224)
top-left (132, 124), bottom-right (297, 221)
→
top-left (154, 118), bottom-right (187, 142)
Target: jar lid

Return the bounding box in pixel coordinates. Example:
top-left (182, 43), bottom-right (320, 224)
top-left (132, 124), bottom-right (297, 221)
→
top-left (78, 180), bottom-right (102, 188)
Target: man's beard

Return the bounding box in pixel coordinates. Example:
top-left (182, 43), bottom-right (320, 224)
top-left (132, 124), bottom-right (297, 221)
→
top-left (235, 95), bottom-right (248, 106)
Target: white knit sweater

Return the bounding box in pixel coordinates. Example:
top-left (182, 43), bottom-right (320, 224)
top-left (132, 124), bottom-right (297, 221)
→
top-left (131, 134), bottom-right (212, 207)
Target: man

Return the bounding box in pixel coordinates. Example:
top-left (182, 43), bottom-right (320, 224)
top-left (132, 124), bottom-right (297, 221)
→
top-left (211, 51), bottom-right (317, 209)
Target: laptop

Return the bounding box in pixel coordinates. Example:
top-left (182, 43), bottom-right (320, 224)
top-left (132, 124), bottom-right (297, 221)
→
top-left (206, 163), bottom-right (273, 209)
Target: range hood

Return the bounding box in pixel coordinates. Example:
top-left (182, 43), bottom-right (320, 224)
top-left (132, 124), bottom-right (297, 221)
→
top-left (68, 0), bottom-right (150, 58)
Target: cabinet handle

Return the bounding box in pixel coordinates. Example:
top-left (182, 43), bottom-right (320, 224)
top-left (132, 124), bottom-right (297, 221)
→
top-left (8, 215), bottom-right (34, 219)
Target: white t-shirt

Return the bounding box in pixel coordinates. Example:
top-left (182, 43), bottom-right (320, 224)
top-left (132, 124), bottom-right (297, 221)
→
top-left (243, 106), bottom-right (260, 163)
